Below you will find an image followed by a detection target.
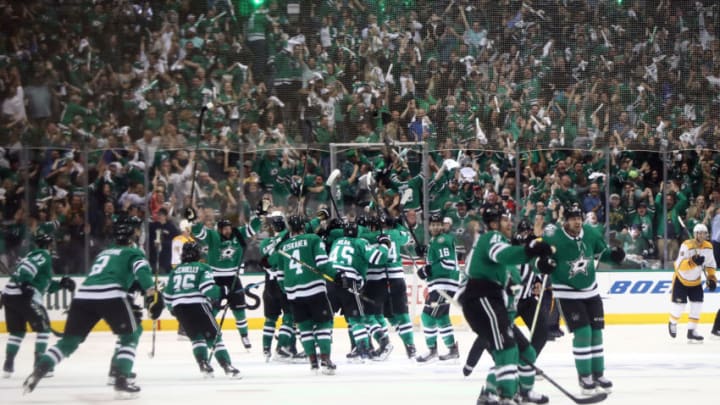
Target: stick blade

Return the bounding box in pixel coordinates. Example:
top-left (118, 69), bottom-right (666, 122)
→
top-left (325, 169), bottom-right (341, 187)
top-left (574, 392), bottom-right (608, 404)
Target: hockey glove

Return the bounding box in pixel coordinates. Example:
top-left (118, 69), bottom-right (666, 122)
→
top-left (316, 208), bottom-right (330, 221)
top-left (376, 234), bottom-right (392, 248)
top-left (536, 256), bottom-right (557, 275)
top-left (256, 199), bottom-right (270, 217)
top-left (610, 246), bottom-right (626, 263)
top-left (145, 293), bottom-right (165, 320)
top-left (524, 238), bottom-right (554, 258)
top-left (328, 218), bottom-right (343, 231)
top-left (416, 264), bottom-right (432, 280)
top-left (692, 254), bottom-right (705, 267)
top-left (59, 276), bottom-right (76, 292)
top-left (20, 282), bottom-right (35, 301)
top-left (183, 207), bottom-right (197, 222)
top-left (707, 278), bottom-right (717, 292)
top-left (415, 244), bottom-right (427, 257)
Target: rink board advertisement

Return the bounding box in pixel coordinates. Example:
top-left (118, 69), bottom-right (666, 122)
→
top-left (2, 269), bottom-right (719, 332)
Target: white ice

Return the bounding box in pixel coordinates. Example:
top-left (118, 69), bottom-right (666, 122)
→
top-left (2, 324), bottom-right (719, 404)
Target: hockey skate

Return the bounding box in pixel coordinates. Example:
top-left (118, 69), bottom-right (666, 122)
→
top-left (668, 322), bottom-right (677, 338)
top-left (22, 363), bottom-right (51, 394)
top-left (711, 329), bottom-right (720, 339)
top-left (114, 375), bottom-right (141, 399)
top-left (289, 347), bottom-right (308, 364)
top-left (519, 389), bottom-right (549, 404)
top-left (476, 387), bottom-right (500, 405)
top-left (220, 361), bottom-right (242, 379)
top-left (309, 355), bottom-right (320, 375)
top-left (274, 346), bottom-right (294, 363)
top-left (241, 335), bottom-right (252, 350)
top-left (107, 366), bottom-right (136, 386)
top-left (346, 346), bottom-right (360, 361)
top-left (404, 344), bottom-right (417, 359)
top-left (372, 336), bottom-right (393, 361)
top-left (578, 374), bottom-right (597, 395)
top-left (3, 358), bottom-right (13, 378)
top-left (438, 343), bottom-right (459, 361)
top-left (416, 346), bottom-right (438, 363)
top-left (687, 329), bottom-right (704, 343)
top-left (263, 348), bottom-right (271, 363)
top-left (593, 373), bottom-right (613, 393)
top-left (319, 354), bottom-right (336, 376)
top-left (197, 359), bottom-right (214, 378)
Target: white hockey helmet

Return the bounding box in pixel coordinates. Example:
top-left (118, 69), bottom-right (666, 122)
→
top-left (179, 219), bottom-right (192, 233)
top-left (693, 223), bottom-right (708, 236)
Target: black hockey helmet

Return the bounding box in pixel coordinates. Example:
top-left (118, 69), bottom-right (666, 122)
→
top-left (269, 212), bottom-right (286, 233)
top-left (113, 217), bottom-right (136, 244)
top-left (181, 241), bottom-right (202, 263)
top-left (564, 203), bottom-right (583, 220)
top-left (343, 221), bottom-right (359, 238)
top-left (287, 215), bottom-right (306, 233)
top-left (482, 207), bottom-right (501, 225)
top-left (33, 231), bottom-right (53, 248)
top-left (217, 218), bottom-right (233, 231)
top-left (429, 213), bottom-right (443, 224)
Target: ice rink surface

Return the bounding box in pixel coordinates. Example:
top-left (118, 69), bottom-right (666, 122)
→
top-left (2, 324), bottom-right (719, 405)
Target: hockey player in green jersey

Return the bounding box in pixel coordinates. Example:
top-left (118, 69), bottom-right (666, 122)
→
top-left (164, 241), bottom-right (240, 378)
top-left (23, 217), bottom-right (164, 397)
top-left (415, 213), bottom-right (461, 363)
top-left (268, 215), bottom-right (345, 375)
top-left (461, 208), bottom-right (553, 404)
top-left (2, 231), bottom-right (75, 378)
top-left (541, 204), bottom-right (625, 395)
top-left (259, 212), bottom-right (304, 362)
top-left (329, 220), bottom-right (388, 361)
top-left (362, 215), bottom-right (415, 359)
top-left (185, 204), bottom-right (264, 349)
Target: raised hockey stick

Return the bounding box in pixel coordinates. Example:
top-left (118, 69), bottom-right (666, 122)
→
top-left (189, 103), bottom-right (214, 205)
top-left (149, 229), bottom-right (161, 358)
top-left (325, 169), bottom-right (342, 217)
top-left (277, 249), bottom-right (376, 305)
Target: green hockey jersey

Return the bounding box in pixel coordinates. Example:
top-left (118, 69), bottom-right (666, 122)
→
top-left (3, 249), bottom-right (58, 300)
top-left (192, 217), bottom-right (261, 278)
top-left (260, 229), bottom-right (289, 281)
top-left (363, 227), bottom-right (409, 281)
top-left (329, 236), bottom-right (387, 284)
top-left (269, 233), bottom-right (335, 300)
top-left (466, 230), bottom-right (532, 287)
top-left (426, 232), bottom-right (460, 293)
top-left (542, 223), bottom-right (612, 299)
top-left (75, 245), bottom-right (154, 300)
top-left (163, 261), bottom-right (218, 308)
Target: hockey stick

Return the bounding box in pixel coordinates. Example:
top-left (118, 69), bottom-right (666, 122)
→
top-left (149, 229), bottom-right (161, 358)
top-left (529, 274), bottom-right (548, 339)
top-left (189, 103), bottom-right (214, 205)
top-left (277, 249), bottom-right (376, 305)
top-left (325, 169), bottom-right (342, 218)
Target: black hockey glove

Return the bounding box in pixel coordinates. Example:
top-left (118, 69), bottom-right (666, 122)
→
top-left (416, 264), bottom-right (432, 280)
top-left (20, 282), bottom-right (35, 301)
top-left (692, 254), bottom-right (705, 267)
top-left (183, 207), bottom-right (197, 222)
top-left (536, 256), bottom-right (557, 275)
top-left (610, 246), bottom-right (626, 263)
top-left (328, 218), bottom-right (343, 231)
top-left (524, 238), bottom-right (554, 258)
top-left (707, 278), bottom-right (717, 292)
top-left (376, 234), bottom-right (392, 248)
top-left (145, 293), bottom-right (165, 320)
top-left (59, 276), bottom-right (76, 292)
top-left (415, 244), bottom-right (427, 257)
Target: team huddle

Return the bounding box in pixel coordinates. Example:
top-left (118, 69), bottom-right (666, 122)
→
top-left (4, 199), bottom-right (719, 404)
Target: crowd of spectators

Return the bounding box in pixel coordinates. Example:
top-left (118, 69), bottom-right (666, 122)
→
top-left (3, 0), bottom-right (720, 273)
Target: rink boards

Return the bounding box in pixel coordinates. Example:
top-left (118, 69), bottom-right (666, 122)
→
top-left (2, 269), bottom-right (719, 332)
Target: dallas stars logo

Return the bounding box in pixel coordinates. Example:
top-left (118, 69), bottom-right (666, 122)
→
top-left (220, 246), bottom-right (236, 260)
top-left (568, 256), bottom-right (590, 278)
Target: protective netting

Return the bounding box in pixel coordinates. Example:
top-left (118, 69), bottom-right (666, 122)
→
top-left (2, 1), bottom-right (720, 273)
